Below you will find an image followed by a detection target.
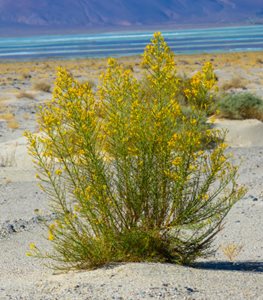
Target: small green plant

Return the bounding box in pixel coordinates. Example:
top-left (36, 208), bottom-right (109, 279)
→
top-left (25, 33), bottom-right (245, 270)
top-left (218, 92), bottom-right (263, 121)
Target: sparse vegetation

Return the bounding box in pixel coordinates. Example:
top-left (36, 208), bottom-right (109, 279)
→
top-left (7, 118), bottom-right (20, 130)
top-left (218, 92), bottom-right (263, 121)
top-left (33, 82), bottom-right (51, 93)
top-left (23, 112), bottom-right (31, 120)
top-left (256, 58), bottom-right (263, 64)
top-left (20, 71), bottom-right (32, 80)
top-left (0, 111), bottom-right (20, 130)
top-left (221, 77), bottom-right (248, 91)
top-left (0, 112), bottom-right (14, 122)
top-left (0, 146), bottom-right (17, 167)
top-left (16, 92), bottom-right (35, 100)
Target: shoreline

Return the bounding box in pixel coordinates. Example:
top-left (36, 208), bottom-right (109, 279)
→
top-left (0, 49), bottom-right (263, 64)
top-left (0, 22), bottom-right (260, 38)
top-left (0, 24), bottom-right (263, 62)
top-left (1, 49), bottom-right (263, 64)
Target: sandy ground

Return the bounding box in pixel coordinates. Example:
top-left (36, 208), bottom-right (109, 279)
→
top-left (0, 53), bottom-right (263, 299)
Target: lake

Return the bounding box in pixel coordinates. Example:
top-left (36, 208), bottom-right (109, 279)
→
top-left (0, 25), bottom-right (263, 60)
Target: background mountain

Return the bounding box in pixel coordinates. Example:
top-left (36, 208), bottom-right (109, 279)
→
top-left (0, 0), bottom-right (262, 35)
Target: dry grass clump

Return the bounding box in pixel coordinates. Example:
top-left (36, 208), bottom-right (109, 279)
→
top-left (23, 112), bottom-right (30, 120)
top-left (0, 112), bottom-right (14, 121)
top-left (0, 97), bottom-right (6, 112)
top-left (20, 71), bottom-right (32, 80)
top-left (221, 243), bottom-right (243, 262)
top-left (0, 154), bottom-right (14, 167)
top-left (7, 119), bottom-right (19, 130)
top-left (0, 109), bottom-right (20, 130)
top-left (0, 147), bottom-right (17, 167)
top-left (16, 91), bottom-right (35, 100)
top-left (33, 82), bottom-right (51, 93)
top-left (178, 59), bottom-right (190, 65)
top-left (221, 77), bottom-right (248, 91)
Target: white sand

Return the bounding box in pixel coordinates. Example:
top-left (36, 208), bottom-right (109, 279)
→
top-left (214, 118), bottom-right (263, 147)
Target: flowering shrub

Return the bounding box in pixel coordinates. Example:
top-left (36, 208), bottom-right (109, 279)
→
top-left (25, 33), bottom-right (245, 269)
top-left (183, 61), bottom-right (218, 111)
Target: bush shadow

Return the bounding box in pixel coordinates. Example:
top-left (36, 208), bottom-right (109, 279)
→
top-left (192, 261), bottom-right (263, 273)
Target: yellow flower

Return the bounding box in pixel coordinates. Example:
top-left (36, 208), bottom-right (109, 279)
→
top-left (48, 231), bottom-right (54, 241)
top-left (49, 223), bottom-right (55, 230)
top-left (172, 157), bottom-right (182, 166)
top-left (203, 194), bottom-right (209, 201)
top-left (55, 169), bottom-right (62, 176)
top-left (29, 243), bottom-right (37, 250)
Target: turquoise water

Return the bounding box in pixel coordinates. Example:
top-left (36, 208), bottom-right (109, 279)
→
top-left (0, 25), bottom-right (263, 60)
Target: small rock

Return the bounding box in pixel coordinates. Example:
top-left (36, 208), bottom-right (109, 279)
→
top-left (7, 224), bottom-right (16, 233)
top-left (185, 287), bottom-right (194, 293)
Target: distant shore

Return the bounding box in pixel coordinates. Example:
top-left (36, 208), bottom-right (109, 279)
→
top-left (1, 24), bottom-right (263, 62)
top-left (0, 21), bottom-right (260, 38)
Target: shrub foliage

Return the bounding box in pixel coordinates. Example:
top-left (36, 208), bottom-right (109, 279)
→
top-left (25, 33), bottom-right (245, 270)
top-left (218, 92), bottom-right (263, 121)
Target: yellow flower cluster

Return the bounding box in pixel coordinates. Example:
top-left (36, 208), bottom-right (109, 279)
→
top-left (184, 62), bottom-right (217, 110)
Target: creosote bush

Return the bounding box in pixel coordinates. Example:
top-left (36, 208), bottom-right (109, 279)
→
top-left (25, 33), bottom-right (245, 270)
